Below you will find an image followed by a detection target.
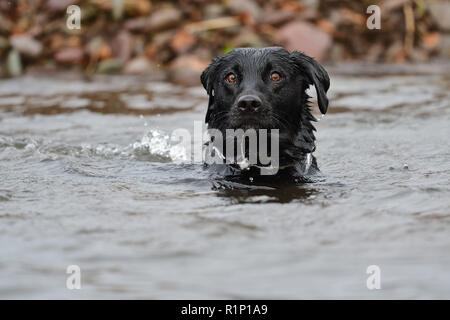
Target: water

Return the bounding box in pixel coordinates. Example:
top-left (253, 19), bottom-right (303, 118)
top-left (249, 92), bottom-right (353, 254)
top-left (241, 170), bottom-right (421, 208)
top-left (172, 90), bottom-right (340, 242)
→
top-left (0, 70), bottom-right (449, 299)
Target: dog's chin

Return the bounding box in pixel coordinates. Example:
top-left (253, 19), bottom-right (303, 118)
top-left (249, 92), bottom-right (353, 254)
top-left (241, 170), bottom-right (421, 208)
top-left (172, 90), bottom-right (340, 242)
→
top-left (229, 116), bottom-right (271, 131)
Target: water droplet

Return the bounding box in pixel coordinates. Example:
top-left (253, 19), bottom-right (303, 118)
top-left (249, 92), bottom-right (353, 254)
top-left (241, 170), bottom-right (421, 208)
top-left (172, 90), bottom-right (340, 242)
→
top-left (249, 177), bottom-right (253, 182)
top-left (403, 163), bottom-right (409, 170)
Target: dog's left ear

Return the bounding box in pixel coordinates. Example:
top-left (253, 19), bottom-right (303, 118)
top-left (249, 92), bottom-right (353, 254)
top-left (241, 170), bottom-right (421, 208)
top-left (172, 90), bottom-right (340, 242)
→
top-left (290, 51), bottom-right (330, 114)
top-left (201, 56), bottom-right (223, 124)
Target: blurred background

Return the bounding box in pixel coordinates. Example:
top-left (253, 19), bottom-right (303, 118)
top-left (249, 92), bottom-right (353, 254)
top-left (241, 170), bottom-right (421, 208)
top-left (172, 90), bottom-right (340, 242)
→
top-left (0, 0), bottom-right (449, 84)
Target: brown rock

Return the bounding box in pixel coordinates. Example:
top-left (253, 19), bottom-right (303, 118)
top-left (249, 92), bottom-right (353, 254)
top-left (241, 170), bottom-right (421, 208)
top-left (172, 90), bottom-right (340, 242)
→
top-left (111, 30), bottom-right (132, 62)
top-left (227, 0), bottom-right (262, 21)
top-left (230, 28), bottom-right (266, 48)
top-left (428, 1), bottom-right (450, 31)
top-left (145, 31), bottom-right (175, 60)
top-left (91, 0), bottom-right (151, 17)
top-left (365, 43), bottom-right (384, 62)
top-left (123, 56), bottom-right (155, 75)
top-left (0, 14), bottom-right (13, 33)
top-left (385, 42), bottom-right (406, 63)
top-left (328, 43), bottom-right (349, 63)
top-left (0, 36), bottom-right (8, 50)
top-left (124, 0), bottom-right (152, 17)
top-left (144, 43), bottom-right (157, 60)
top-left (67, 36), bottom-right (82, 47)
top-left (422, 32), bottom-right (440, 50)
top-left (279, 1), bottom-right (305, 12)
top-left (276, 20), bottom-right (332, 61)
top-left (203, 4), bottom-right (226, 20)
top-left (54, 47), bottom-right (85, 64)
top-left (124, 17), bottom-right (148, 32)
top-left (46, 0), bottom-right (79, 12)
top-left (147, 7), bottom-right (182, 32)
top-left (49, 34), bottom-right (65, 51)
top-left (125, 7), bottom-right (182, 33)
top-left (316, 19), bottom-right (337, 36)
top-left (86, 37), bottom-right (104, 59)
top-left (336, 8), bottom-right (365, 26)
top-left (98, 43), bottom-right (112, 60)
top-left (380, 0), bottom-right (409, 12)
top-left (169, 55), bottom-right (210, 86)
top-left (408, 48), bottom-right (429, 62)
top-left (259, 9), bottom-right (296, 26)
top-left (170, 29), bottom-right (196, 54)
top-left (439, 34), bottom-right (450, 58)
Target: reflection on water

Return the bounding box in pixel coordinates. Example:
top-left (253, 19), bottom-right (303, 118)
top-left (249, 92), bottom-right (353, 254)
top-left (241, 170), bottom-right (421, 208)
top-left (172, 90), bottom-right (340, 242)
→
top-left (0, 70), bottom-right (450, 299)
top-left (215, 185), bottom-right (319, 204)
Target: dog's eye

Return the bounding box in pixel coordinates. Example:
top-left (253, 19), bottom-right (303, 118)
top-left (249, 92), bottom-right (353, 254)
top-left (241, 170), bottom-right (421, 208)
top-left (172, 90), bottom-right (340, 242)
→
top-left (225, 73), bottom-right (237, 83)
top-left (270, 72), bottom-right (281, 82)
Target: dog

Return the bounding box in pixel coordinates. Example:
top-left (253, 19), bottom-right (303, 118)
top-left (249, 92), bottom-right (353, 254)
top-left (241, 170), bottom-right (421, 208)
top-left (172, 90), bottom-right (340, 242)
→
top-left (200, 47), bottom-right (330, 185)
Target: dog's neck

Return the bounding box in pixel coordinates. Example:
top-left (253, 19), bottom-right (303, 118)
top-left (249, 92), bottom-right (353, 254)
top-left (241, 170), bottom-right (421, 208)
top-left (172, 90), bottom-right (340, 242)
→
top-left (205, 130), bottom-right (317, 173)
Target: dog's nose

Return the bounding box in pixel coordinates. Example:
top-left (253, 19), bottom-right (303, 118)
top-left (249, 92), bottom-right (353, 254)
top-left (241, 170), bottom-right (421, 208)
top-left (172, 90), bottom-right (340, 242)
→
top-left (237, 95), bottom-right (262, 112)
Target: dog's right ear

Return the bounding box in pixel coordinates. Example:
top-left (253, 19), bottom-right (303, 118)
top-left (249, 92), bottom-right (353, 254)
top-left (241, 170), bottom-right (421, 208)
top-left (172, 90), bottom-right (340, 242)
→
top-left (201, 56), bottom-right (223, 124)
top-left (290, 51), bottom-right (330, 115)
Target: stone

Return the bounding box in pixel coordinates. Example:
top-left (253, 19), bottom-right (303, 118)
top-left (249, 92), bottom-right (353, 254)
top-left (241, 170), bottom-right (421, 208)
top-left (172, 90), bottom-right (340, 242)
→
top-left (0, 14), bottom-right (13, 33)
top-left (147, 7), bottom-right (182, 32)
top-left (9, 34), bottom-right (43, 58)
top-left (422, 32), bottom-right (440, 50)
top-left (54, 47), bottom-right (85, 64)
top-left (439, 34), bottom-right (450, 58)
top-left (203, 4), bottom-right (225, 20)
top-left (112, 30), bottom-right (132, 62)
top-left (227, 0), bottom-right (262, 21)
top-left (259, 9), bottom-right (296, 26)
top-left (170, 29), bottom-right (196, 54)
top-left (230, 29), bottom-right (266, 48)
top-left (123, 56), bottom-right (155, 74)
top-left (91, 0), bottom-right (151, 17)
top-left (428, 1), bottom-right (450, 31)
top-left (276, 20), bottom-right (332, 61)
top-left (124, 17), bottom-right (148, 31)
top-left (126, 7), bottom-right (182, 33)
top-left (96, 58), bottom-right (123, 73)
top-left (46, 0), bottom-right (79, 12)
top-left (169, 55), bottom-right (210, 86)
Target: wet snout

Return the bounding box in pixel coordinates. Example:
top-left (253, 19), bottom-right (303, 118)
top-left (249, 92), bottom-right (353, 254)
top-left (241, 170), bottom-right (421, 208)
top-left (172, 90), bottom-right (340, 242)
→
top-left (236, 94), bottom-right (263, 113)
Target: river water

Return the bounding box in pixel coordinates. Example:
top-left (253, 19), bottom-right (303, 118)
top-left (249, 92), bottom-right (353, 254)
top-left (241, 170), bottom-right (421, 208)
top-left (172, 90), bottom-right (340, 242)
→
top-left (0, 68), bottom-right (449, 299)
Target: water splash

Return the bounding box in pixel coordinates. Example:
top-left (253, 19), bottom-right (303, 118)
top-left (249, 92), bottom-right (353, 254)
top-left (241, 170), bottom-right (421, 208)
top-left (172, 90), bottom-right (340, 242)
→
top-left (130, 129), bottom-right (187, 162)
top-left (0, 129), bottom-right (187, 163)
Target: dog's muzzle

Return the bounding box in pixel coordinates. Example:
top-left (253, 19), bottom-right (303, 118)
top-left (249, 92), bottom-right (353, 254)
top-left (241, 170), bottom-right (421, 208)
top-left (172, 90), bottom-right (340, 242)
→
top-left (236, 95), bottom-right (262, 112)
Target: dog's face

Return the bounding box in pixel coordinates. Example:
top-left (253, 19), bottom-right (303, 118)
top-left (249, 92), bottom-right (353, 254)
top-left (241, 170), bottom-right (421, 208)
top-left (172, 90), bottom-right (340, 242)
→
top-left (201, 47), bottom-right (330, 139)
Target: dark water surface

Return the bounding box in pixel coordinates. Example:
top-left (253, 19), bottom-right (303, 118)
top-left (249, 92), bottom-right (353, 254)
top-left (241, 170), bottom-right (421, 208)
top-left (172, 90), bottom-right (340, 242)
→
top-left (0, 70), bottom-right (449, 298)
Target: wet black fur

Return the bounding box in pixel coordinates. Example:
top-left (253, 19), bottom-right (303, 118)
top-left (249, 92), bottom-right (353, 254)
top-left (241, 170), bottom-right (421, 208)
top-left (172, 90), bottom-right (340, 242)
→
top-left (200, 47), bottom-right (330, 183)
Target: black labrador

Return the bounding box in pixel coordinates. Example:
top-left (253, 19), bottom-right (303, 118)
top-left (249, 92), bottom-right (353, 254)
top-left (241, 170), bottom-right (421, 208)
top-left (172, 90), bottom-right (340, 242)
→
top-left (200, 47), bottom-right (330, 185)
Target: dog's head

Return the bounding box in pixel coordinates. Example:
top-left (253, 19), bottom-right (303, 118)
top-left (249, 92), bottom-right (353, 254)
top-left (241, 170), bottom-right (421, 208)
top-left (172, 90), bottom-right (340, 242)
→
top-left (201, 47), bottom-right (330, 140)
